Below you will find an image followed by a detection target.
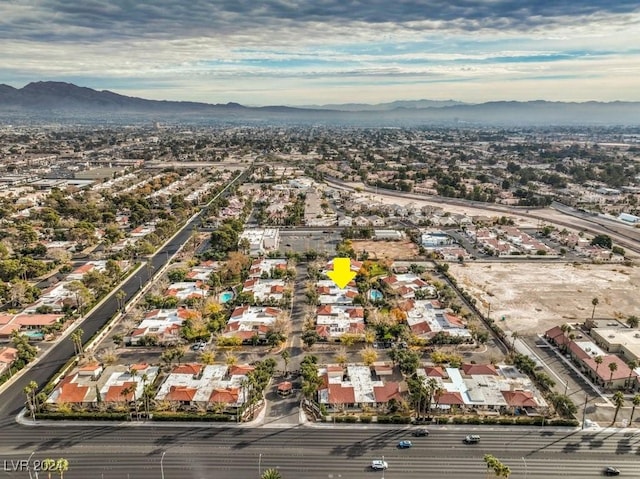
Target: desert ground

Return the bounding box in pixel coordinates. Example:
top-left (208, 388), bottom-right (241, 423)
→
top-left (352, 239), bottom-right (420, 259)
top-left (448, 262), bottom-right (640, 335)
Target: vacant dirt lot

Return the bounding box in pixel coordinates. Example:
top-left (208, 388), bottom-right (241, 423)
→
top-left (352, 240), bottom-right (419, 259)
top-left (449, 262), bottom-right (640, 335)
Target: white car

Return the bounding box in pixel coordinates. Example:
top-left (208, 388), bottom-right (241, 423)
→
top-left (371, 460), bottom-right (388, 471)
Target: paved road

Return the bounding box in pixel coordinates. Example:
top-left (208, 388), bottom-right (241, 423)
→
top-left (1, 426), bottom-right (638, 478)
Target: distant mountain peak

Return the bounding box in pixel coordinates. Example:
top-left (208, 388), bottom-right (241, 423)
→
top-left (0, 81), bottom-right (639, 126)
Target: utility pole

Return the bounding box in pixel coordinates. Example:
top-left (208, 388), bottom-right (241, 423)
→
top-left (160, 451), bottom-right (166, 479)
top-left (582, 394), bottom-right (589, 429)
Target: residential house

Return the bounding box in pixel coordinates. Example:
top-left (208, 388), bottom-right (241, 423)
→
top-left (0, 313), bottom-right (65, 340)
top-left (315, 305), bottom-right (365, 341)
top-left (317, 364), bottom-right (405, 411)
top-left (0, 347), bottom-right (17, 375)
top-left (222, 306), bottom-right (282, 342)
top-left (126, 308), bottom-right (198, 346)
top-left (403, 300), bottom-right (470, 338)
top-left (155, 363), bottom-right (252, 411)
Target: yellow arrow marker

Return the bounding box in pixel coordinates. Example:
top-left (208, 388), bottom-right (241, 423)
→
top-left (327, 257), bottom-right (358, 289)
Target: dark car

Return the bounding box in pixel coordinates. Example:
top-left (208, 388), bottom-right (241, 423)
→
top-left (604, 467), bottom-right (620, 476)
top-left (412, 429), bottom-right (429, 437)
top-left (397, 440), bottom-right (413, 449)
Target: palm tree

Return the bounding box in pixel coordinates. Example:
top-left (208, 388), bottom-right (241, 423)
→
top-left (334, 349), bottom-right (348, 368)
top-left (483, 454), bottom-right (498, 479)
top-left (627, 360), bottom-right (638, 390)
top-left (594, 355), bottom-right (603, 381)
top-left (115, 289), bottom-right (127, 312)
top-left (627, 315), bottom-right (639, 329)
top-left (24, 380), bottom-right (38, 420)
top-left (612, 391), bottom-right (625, 425)
top-left (225, 351), bottom-right (238, 368)
top-left (261, 468), bottom-right (282, 479)
top-left (70, 329), bottom-right (84, 357)
top-left (591, 297), bottom-right (599, 319)
top-left (55, 458), bottom-right (69, 479)
top-left (629, 394), bottom-right (640, 425)
top-left (608, 361), bottom-right (618, 387)
top-left (42, 458), bottom-right (56, 479)
top-left (511, 331), bottom-right (519, 351)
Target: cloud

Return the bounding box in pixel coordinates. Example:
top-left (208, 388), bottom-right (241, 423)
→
top-left (0, 1), bottom-right (639, 104)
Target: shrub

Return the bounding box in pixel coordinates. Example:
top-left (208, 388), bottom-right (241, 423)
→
top-left (482, 416), bottom-right (498, 424)
top-left (360, 415), bottom-right (373, 423)
top-left (451, 416), bottom-right (467, 424)
top-left (377, 415), bottom-right (391, 424)
top-left (35, 412), bottom-right (129, 421)
top-left (151, 412), bottom-right (231, 422)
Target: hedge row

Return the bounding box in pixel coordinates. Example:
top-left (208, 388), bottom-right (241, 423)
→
top-left (35, 412), bottom-right (129, 421)
top-left (151, 412), bottom-right (232, 422)
top-left (377, 415), bottom-right (412, 424)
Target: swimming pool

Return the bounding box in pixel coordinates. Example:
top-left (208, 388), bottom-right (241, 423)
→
top-left (220, 291), bottom-right (234, 303)
top-left (369, 289), bottom-right (383, 301)
top-left (23, 330), bottom-right (44, 340)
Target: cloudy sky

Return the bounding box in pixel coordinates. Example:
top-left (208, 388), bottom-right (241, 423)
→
top-left (1, 0), bottom-right (639, 105)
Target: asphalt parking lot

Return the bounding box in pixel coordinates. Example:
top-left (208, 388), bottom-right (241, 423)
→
top-left (280, 230), bottom-right (341, 254)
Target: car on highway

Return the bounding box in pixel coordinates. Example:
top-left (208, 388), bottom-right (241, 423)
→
top-left (604, 467), bottom-right (620, 476)
top-left (411, 428), bottom-right (429, 437)
top-left (397, 440), bottom-right (413, 449)
top-left (463, 434), bottom-right (480, 444)
top-left (371, 460), bottom-right (388, 470)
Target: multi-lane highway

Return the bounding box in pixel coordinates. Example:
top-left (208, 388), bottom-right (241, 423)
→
top-left (1, 426), bottom-right (638, 478)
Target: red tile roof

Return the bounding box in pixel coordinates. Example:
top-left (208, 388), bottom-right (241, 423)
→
top-left (105, 382), bottom-right (136, 402)
top-left (373, 382), bottom-right (403, 403)
top-left (502, 390), bottom-right (538, 407)
top-left (434, 390), bottom-right (464, 405)
top-left (327, 383), bottom-right (356, 404)
top-left (209, 388), bottom-right (239, 404)
top-left (57, 382), bottom-right (89, 403)
top-left (166, 386), bottom-right (197, 402)
top-left (583, 355), bottom-right (636, 382)
top-left (229, 365), bottom-right (255, 376)
top-left (172, 363), bottom-right (202, 375)
top-left (461, 363), bottom-right (498, 376)
top-left (424, 366), bottom-right (446, 378)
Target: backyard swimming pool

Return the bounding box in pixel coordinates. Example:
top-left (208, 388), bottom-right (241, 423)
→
top-left (220, 291), bottom-right (234, 303)
top-left (369, 289), bottom-right (383, 301)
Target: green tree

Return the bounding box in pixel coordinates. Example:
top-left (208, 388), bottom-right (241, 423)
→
top-left (43, 458), bottom-right (57, 479)
top-left (590, 234), bottom-right (612, 249)
top-left (281, 349), bottom-right (291, 375)
top-left (627, 315), bottom-right (639, 329)
top-left (261, 468), bottom-right (282, 479)
top-left (55, 458), bottom-right (69, 479)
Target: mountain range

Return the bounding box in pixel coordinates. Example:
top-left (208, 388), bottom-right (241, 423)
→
top-left (1, 81), bottom-right (639, 126)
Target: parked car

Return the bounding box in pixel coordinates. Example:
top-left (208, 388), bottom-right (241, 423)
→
top-left (397, 440), bottom-right (413, 449)
top-left (463, 435), bottom-right (480, 444)
top-left (604, 467), bottom-right (620, 476)
top-left (411, 429), bottom-right (429, 437)
top-left (371, 460), bottom-right (388, 471)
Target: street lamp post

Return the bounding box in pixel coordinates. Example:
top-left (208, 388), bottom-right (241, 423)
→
top-left (258, 453), bottom-right (262, 478)
top-left (522, 456), bottom-right (528, 479)
top-left (160, 451), bottom-right (166, 479)
top-left (564, 379), bottom-right (569, 396)
top-left (26, 452), bottom-right (35, 479)
top-left (381, 455), bottom-right (385, 479)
